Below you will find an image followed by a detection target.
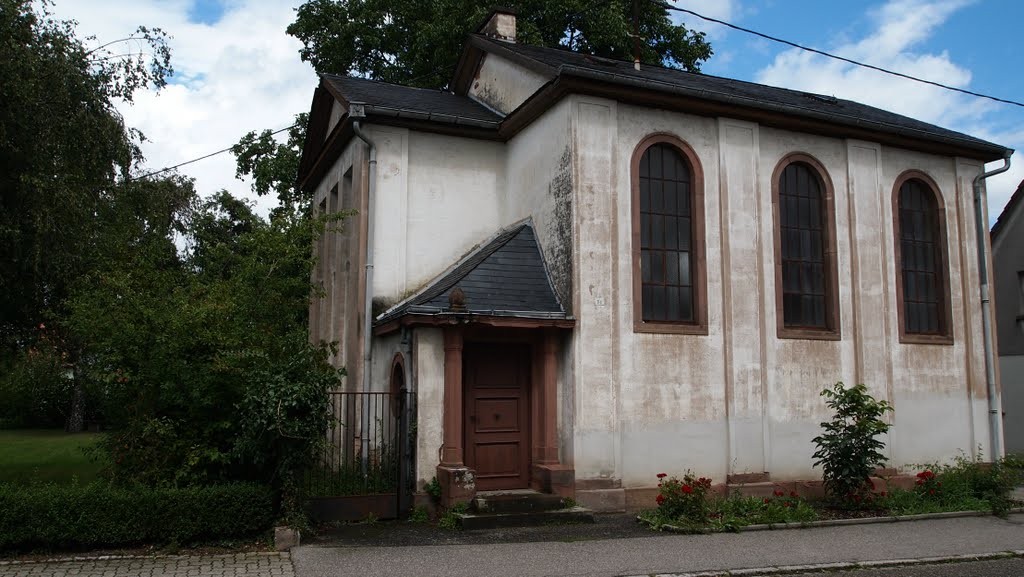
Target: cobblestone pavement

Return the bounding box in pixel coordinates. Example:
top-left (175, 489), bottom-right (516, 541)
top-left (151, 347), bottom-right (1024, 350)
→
top-left (0, 552), bottom-right (293, 577)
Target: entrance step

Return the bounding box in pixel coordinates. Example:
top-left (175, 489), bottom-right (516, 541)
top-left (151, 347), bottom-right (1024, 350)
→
top-left (459, 490), bottom-right (595, 530)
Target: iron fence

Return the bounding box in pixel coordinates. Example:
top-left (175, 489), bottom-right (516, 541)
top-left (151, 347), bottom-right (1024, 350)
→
top-left (306, 390), bottom-right (413, 498)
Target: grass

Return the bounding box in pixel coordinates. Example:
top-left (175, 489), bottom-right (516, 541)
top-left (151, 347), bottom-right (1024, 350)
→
top-left (0, 429), bottom-right (105, 485)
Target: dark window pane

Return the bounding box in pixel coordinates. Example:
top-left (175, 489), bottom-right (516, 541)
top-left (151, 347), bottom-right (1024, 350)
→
top-left (638, 142), bottom-right (696, 325)
top-left (898, 179), bottom-right (944, 335)
top-left (665, 217), bottom-right (679, 250)
top-left (651, 215), bottom-right (664, 249)
top-left (680, 287), bottom-right (693, 321)
top-left (778, 162), bottom-right (828, 328)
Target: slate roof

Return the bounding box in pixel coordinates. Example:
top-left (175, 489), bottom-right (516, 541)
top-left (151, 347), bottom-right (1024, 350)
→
top-left (321, 73), bottom-right (503, 127)
top-left (375, 220), bottom-right (566, 325)
top-left (471, 36), bottom-right (1010, 159)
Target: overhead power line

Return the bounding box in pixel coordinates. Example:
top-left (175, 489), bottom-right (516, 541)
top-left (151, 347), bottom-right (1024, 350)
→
top-left (133, 123), bottom-right (297, 181)
top-left (656, 1), bottom-right (1024, 109)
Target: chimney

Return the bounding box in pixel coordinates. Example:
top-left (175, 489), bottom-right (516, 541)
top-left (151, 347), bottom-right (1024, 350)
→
top-left (478, 7), bottom-right (516, 43)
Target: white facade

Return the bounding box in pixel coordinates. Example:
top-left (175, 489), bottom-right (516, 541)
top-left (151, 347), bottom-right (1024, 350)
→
top-left (306, 39), bottom-right (1003, 509)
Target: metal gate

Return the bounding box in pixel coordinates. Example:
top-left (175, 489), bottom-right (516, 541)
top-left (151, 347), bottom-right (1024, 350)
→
top-left (306, 390), bottom-right (415, 522)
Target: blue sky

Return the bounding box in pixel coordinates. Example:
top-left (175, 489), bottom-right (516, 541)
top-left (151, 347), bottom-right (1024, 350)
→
top-left (53, 0), bottom-right (1024, 220)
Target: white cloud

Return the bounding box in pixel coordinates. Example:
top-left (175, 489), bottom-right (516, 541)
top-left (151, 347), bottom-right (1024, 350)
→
top-left (51, 0), bottom-right (317, 217)
top-left (753, 0), bottom-right (1021, 220)
top-left (665, 0), bottom-right (740, 41)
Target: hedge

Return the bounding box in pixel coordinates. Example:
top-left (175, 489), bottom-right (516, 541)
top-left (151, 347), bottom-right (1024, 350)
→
top-left (0, 481), bottom-right (275, 551)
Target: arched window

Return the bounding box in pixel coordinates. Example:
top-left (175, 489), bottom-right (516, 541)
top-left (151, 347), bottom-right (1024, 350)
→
top-left (772, 154), bottom-right (840, 339)
top-left (893, 172), bottom-right (952, 343)
top-left (632, 134), bottom-right (706, 334)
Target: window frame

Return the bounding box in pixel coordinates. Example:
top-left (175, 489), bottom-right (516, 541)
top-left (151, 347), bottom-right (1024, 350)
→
top-left (771, 152), bottom-right (841, 341)
top-left (891, 170), bottom-right (953, 345)
top-left (631, 133), bottom-right (708, 335)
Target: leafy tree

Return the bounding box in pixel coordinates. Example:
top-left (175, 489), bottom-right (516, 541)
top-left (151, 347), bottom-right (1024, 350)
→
top-left (812, 382), bottom-right (893, 507)
top-left (232, 0), bottom-right (713, 215)
top-left (287, 0), bottom-right (713, 89)
top-left (0, 0), bottom-right (172, 429)
top-left (68, 191), bottom-right (341, 491)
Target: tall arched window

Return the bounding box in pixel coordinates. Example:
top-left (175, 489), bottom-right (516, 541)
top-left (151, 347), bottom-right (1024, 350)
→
top-left (893, 172), bottom-right (952, 343)
top-left (772, 154), bottom-right (840, 340)
top-left (632, 134), bottom-right (706, 334)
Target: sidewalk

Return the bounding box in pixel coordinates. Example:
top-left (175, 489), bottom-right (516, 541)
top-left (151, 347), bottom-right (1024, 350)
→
top-left (0, 552), bottom-right (293, 577)
top-left (292, 513), bottom-right (1024, 577)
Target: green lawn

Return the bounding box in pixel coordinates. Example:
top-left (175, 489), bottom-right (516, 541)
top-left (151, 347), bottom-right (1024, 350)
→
top-left (0, 429), bottom-right (106, 484)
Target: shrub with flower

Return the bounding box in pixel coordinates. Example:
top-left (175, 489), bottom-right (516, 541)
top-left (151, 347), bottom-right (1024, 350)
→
top-left (914, 469), bottom-right (942, 500)
top-left (654, 472), bottom-right (713, 523)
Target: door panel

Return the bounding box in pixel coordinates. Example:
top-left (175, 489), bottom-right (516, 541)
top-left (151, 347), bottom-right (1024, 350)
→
top-left (464, 343), bottom-right (530, 490)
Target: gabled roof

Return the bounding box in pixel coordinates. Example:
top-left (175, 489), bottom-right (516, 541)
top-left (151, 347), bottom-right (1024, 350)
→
top-left (375, 220), bottom-right (568, 329)
top-left (992, 179), bottom-right (1024, 244)
top-left (451, 34), bottom-right (1011, 162)
top-left (321, 74), bottom-right (504, 127)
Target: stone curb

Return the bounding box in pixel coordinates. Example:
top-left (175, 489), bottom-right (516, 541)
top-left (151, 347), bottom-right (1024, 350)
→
top-left (0, 551), bottom-right (288, 567)
top-left (646, 507), bottom-right (1024, 534)
top-left (625, 550), bottom-right (1024, 577)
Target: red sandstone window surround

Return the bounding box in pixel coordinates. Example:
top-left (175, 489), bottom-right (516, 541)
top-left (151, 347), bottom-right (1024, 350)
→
top-left (631, 133), bottom-right (707, 335)
top-left (892, 171), bottom-right (953, 344)
top-left (771, 153), bottom-right (841, 340)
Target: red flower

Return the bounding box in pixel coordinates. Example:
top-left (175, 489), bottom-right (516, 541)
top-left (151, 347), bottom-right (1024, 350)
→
top-left (682, 484), bottom-right (693, 494)
top-left (789, 491), bottom-right (798, 498)
top-left (773, 490), bottom-right (784, 497)
top-left (928, 489), bottom-right (936, 496)
top-left (656, 473), bottom-right (667, 479)
top-left (880, 491), bottom-right (888, 497)
top-left (656, 494), bottom-right (666, 505)
top-left (763, 498), bottom-right (771, 504)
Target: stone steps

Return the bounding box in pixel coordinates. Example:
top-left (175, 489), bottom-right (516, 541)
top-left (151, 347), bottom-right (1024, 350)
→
top-left (457, 489), bottom-right (596, 530)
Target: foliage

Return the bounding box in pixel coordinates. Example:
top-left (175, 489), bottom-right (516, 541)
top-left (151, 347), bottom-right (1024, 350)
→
top-left (409, 505), bottom-right (430, 523)
top-left (640, 477), bottom-right (818, 533)
top-left (231, 115), bottom-right (310, 213)
top-left (424, 476), bottom-right (442, 503)
top-left (654, 471), bottom-right (712, 524)
top-left (0, 0), bottom-right (171, 357)
top-left (438, 502), bottom-right (468, 530)
top-left (905, 454), bottom-right (1023, 516)
top-left (0, 430), bottom-right (105, 485)
top-left (67, 193), bottom-right (343, 496)
top-left (811, 382), bottom-right (893, 507)
top-left (287, 0), bottom-right (712, 90)
top-left (0, 481), bottom-right (273, 552)
top-left (0, 337), bottom-right (71, 429)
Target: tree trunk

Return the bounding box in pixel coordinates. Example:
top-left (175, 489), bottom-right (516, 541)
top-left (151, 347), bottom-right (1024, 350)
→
top-left (66, 364), bottom-right (85, 433)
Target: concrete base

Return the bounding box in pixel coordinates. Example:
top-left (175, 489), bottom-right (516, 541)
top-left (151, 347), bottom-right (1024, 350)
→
top-left (575, 488), bottom-right (626, 512)
top-left (437, 465), bottom-right (476, 507)
top-left (531, 463), bottom-right (575, 497)
top-left (274, 526), bottom-right (300, 551)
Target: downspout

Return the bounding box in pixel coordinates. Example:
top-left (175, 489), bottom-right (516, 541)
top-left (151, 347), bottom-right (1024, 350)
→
top-left (351, 105), bottom-right (376, 475)
top-left (972, 152), bottom-right (1011, 459)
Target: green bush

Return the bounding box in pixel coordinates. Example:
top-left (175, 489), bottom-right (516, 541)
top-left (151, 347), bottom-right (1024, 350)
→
top-left (0, 345), bottom-right (73, 429)
top-left (812, 382), bottom-right (892, 507)
top-left (0, 481), bottom-right (274, 552)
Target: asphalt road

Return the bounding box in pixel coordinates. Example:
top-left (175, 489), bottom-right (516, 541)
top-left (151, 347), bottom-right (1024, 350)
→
top-left (780, 557), bottom-right (1024, 577)
top-left (292, 514), bottom-right (1024, 577)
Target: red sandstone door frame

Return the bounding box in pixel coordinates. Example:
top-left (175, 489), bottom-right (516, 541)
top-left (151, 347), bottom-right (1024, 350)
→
top-left (463, 341), bottom-right (531, 490)
top-left (436, 325), bottom-right (572, 506)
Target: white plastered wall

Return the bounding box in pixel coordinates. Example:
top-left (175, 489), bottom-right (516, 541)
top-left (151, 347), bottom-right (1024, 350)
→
top-left (568, 95), bottom-right (993, 488)
top-left (468, 53), bottom-right (550, 115)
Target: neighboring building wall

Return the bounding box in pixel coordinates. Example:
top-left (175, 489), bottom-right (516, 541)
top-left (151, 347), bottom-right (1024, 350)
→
top-left (568, 94), bottom-right (992, 489)
top-left (994, 196), bottom-right (1024, 454)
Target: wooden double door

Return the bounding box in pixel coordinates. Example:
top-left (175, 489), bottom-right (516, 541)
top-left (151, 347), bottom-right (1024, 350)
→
top-left (463, 342), bottom-right (531, 491)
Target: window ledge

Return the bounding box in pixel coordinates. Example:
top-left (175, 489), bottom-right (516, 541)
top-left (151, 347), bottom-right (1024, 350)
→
top-left (777, 327), bottom-right (841, 341)
top-left (899, 333), bottom-right (954, 345)
top-left (634, 320), bottom-right (709, 335)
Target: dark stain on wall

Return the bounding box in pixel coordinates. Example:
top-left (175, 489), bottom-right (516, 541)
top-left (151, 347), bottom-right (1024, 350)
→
top-left (546, 147), bottom-right (575, 315)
